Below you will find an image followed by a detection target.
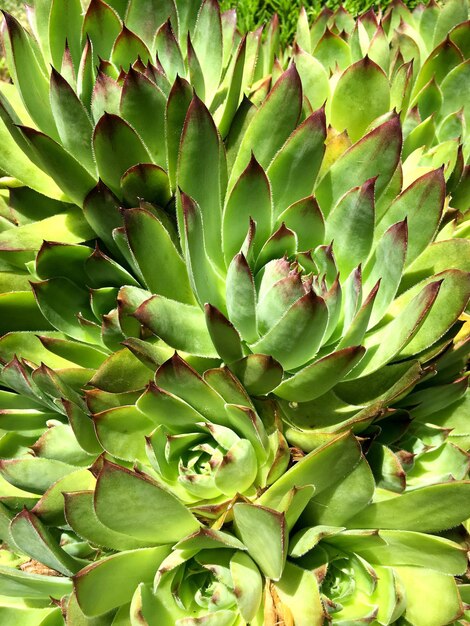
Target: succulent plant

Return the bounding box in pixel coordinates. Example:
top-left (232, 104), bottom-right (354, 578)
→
top-left (293, 0), bottom-right (469, 201)
top-left (0, 0), bottom-right (469, 624)
top-left (4, 429), bottom-right (470, 625)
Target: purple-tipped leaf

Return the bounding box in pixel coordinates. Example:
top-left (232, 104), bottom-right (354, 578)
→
top-left (315, 114), bottom-right (402, 216)
top-left (205, 304), bottom-right (243, 364)
top-left (120, 69), bottom-right (167, 167)
top-left (177, 95), bottom-right (224, 266)
top-left (377, 169), bottom-right (445, 267)
top-left (126, 0), bottom-right (178, 49)
top-left (226, 253), bottom-right (258, 344)
top-left (111, 25), bottom-right (152, 68)
top-left (92, 113), bottom-right (152, 196)
top-left (230, 354), bottom-right (283, 396)
top-left (49, 68), bottom-right (95, 176)
top-left (192, 0), bottom-right (223, 102)
top-left (274, 346), bottom-right (366, 401)
top-left (229, 65), bottom-right (303, 186)
top-left (18, 126), bottom-right (96, 206)
top-left (82, 0), bottom-right (122, 64)
top-left (223, 154), bottom-right (272, 265)
top-left (276, 196), bottom-right (325, 252)
top-left (250, 290), bottom-right (328, 370)
top-left (134, 295), bottom-right (218, 358)
top-left (268, 107), bottom-right (326, 218)
top-left (325, 177), bottom-right (376, 278)
top-left (155, 19), bottom-right (185, 84)
top-left (154, 354), bottom-right (227, 423)
top-left (124, 208), bottom-right (195, 304)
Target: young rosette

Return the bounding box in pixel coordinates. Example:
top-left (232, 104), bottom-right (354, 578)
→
top-left (137, 353), bottom-right (289, 512)
top-left (151, 528), bottom-right (266, 625)
top-left (294, 1), bottom-right (469, 168)
top-left (249, 433), bottom-right (470, 626)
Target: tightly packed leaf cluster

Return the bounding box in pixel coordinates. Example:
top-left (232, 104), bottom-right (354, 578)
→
top-left (0, 0), bottom-right (468, 624)
top-left (219, 0), bottom-right (421, 47)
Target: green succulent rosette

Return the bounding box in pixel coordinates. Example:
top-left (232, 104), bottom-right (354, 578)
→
top-left (250, 433), bottom-right (470, 626)
top-left (131, 82), bottom-right (469, 429)
top-left (1, 69), bottom-right (468, 451)
top-left (0, 428), bottom-right (469, 624)
top-left (293, 0), bottom-right (470, 161)
top-left (0, 0), bottom-right (277, 210)
top-left (0, 0), bottom-right (468, 624)
top-left (137, 353), bottom-right (290, 511)
top-left (0, 0), bottom-right (467, 432)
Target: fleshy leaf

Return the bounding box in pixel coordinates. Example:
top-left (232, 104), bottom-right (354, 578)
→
top-left (166, 77), bottom-right (192, 191)
top-left (74, 546), bottom-right (171, 617)
top-left (274, 346), bottom-right (365, 401)
top-left (222, 154), bottom-right (272, 265)
top-left (230, 552), bottom-right (262, 622)
top-left (94, 406), bottom-right (152, 462)
top-left (226, 253), bottom-right (258, 344)
top-left (120, 163), bottom-right (171, 207)
top-left (362, 219), bottom-right (408, 328)
top-left (259, 432), bottom-right (361, 509)
top-left (31, 277), bottom-right (101, 344)
top-left (18, 126), bottom-right (96, 206)
top-left (233, 503), bottom-right (287, 580)
top-left (205, 304), bottom-right (243, 364)
top-left (177, 95), bottom-right (223, 266)
top-left (331, 57), bottom-right (390, 142)
top-left (274, 561), bottom-right (325, 626)
top-left (192, 0), bottom-right (223, 102)
top-left (124, 208), bottom-right (195, 305)
top-left (0, 565), bottom-right (72, 598)
top-left (135, 295), bottom-right (218, 358)
top-left (153, 354), bottom-right (228, 424)
top-left (249, 291), bottom-right (328, 370)
top-left (2, 13), bottom-right (58, 139)
top-left (331, 529), bottom-right (467, 574)
top-left (230, 354), bottom-right (283, 396)
top-left (294, 45), bottom-right (330, 109)
top-left (349, 280), bottom-right (441, 378)
top-left (276, 197), bottom-right (325, 252)
top-left (111, 25), bottom-right (151, 68)
top-left (10, 509), bottom-right (83, 576)
top-left (120, 68), bottom-right (167, 168)
top-left (93, 113), bottom-right (152, 196)
top-left (155, 20), bottom-right (185, 84)
top-left (394, 566), bottom-right (462, 626)
top-left (94, 461), bottom-right (200, 543)
top-left (267, 108), bottom-right (326, 218)
top-left (315, 115), bottom-right (402, 215)
top-left (181, 191), bottom-right (226, 313)
top-left (126, 0), bottom-right (177, 49)
top-left (377, 169), bottom-right (445, 267)
top-left (49, 68), bottom-right (95, 176)
top-left (229, 65), bottom-right (303, 185)
top-left (82, 0), bottom-right (122, 63)
top-left (325, 177), bottom-right (376, 278)
top-left (348, 482), bottom-right (470, 531)
top-left (396, 270), bottom-right (470, 357)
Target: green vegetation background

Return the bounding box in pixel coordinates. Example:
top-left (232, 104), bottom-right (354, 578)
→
top-left (1, 0), bottom-right (25, 21)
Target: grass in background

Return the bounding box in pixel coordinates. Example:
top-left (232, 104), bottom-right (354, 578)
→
top-left (1, 0), bottom-right (25, 18)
